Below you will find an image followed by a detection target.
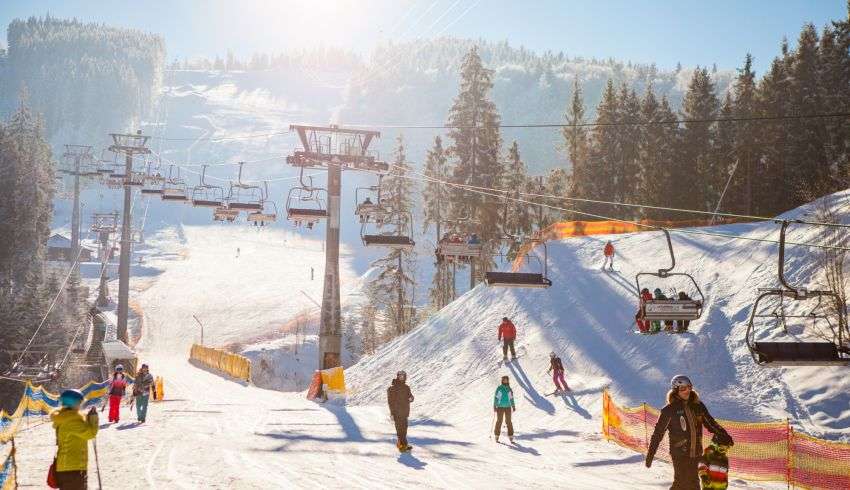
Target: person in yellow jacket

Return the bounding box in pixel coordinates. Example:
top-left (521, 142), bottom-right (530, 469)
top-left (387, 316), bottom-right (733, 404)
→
top-left (50, 389), bottom-right (98, 490)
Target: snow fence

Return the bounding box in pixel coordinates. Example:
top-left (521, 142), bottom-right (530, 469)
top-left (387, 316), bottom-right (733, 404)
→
top-left (601, 390), bottom-right (850, 490)
top-left (306, 368), bottom-right (346, 401)
top-left (190, 344), bottom-right (252, 382)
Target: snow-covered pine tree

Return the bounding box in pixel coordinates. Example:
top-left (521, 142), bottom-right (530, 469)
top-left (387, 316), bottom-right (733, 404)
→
top-left (725, 54), bottom-right (758, 215)
top-left (564, 78), bottom-right (592, 220)
top-left (367, 136), bottom-right (417, 337)
top-left (422, 136), bottom-right (453, 310)
top-left (586, 80), bottom-right (620, 215)
top-left (678, 67), bottom-right (719, 211)
top-left (446, 47), bottom-right (503, 285)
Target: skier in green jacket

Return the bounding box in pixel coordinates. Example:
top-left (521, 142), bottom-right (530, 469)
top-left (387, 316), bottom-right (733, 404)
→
top-left (493, 375), bottom-right (516, 443)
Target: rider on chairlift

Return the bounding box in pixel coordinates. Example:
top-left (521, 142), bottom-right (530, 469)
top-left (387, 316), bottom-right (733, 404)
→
top-left (468, 233), bottom-right (480, 245)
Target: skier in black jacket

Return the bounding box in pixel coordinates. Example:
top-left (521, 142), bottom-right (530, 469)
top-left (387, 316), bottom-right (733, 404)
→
top-left (387, 370), bottom-right (414, 452)
top-left (645, 375), bottom-right (733, 490)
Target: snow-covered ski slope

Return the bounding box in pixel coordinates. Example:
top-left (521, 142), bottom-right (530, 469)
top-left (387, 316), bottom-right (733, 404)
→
top-left (348, 191), bottom-right (850, 443)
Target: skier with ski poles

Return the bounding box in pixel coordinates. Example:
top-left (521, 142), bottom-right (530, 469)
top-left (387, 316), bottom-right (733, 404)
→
top-left (387, 370), bottom-right (414, 452)
top-left (645, 375), bottom-right (733, 490)
top-left (132, 363), bottom-right (154, 423)
top-left (498, 317), bottom-right (517, 362)
top-left (547, 352), bottom-right (570, 394)
top-left (493, 375), bottom-right (516, 443)
top-left (602, 240), bottom-right (615, 271)
top-left (50, 389), bottom-right (99, 490)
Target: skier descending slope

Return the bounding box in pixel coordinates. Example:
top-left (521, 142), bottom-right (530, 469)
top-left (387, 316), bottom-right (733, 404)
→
top-left (497, 317), bottom-right (517, 362)
top-left (387, 371), bottom-right (414, 452)
top-left (493, 375), bottom-right (516, 444)
top-left (645, 375), bottom-right (732, 490)
top-left (602, 240), bottom-right (615, 271)
top-left (547, 352), bottom-right (570, 394)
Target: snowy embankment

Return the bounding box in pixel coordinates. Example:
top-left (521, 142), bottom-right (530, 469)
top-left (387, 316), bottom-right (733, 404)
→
top-left (347, 191), bottom-right (850, 442)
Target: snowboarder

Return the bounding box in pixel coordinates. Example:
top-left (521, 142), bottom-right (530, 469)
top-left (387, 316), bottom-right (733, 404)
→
top-left (387, 370), bottom-right (414, 452)
top-left (493, 375), bottom-right (516, 443)
top-left (132, 363), bottom-right (154, 424)
top-left (698, 433), bottom-right (734, 489)
top-left (602, 240), bottom-right (615, 271)
top-left (498, 317), bottom-right (517, 361)
top-left (106, 365), bottom-right (127, 423)
top-left (645, 375), bottom-right (733, 490)
top-left (636, 288), bottom-right (653, 333)
top-left (51, 389), bottom-right (99, 490)
top-left (675, 291), bottom-right (693, 332)
top-left (547, 352), bottom-right (570, 393)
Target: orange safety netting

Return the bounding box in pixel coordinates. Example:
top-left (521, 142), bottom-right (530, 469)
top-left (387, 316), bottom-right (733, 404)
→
top-left (601, 390), bottom-right (850, 490)
top-left (512, 217), bottom-right (742, 271)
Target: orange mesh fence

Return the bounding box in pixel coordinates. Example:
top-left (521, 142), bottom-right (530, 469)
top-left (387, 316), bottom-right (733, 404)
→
top-left (512, 218), bottom-right (742, 271)
top-left (601, 390), bottom-right (850, 489)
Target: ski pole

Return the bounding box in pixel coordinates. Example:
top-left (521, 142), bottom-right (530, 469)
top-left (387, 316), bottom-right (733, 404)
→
top-left (92, 439), bottom-right (103, 489)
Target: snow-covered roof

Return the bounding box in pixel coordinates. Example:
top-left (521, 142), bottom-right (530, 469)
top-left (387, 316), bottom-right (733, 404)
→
top-left (47, 233), bottom-right (71, 248)
top-left (101, 341), bottom-right (135, 361)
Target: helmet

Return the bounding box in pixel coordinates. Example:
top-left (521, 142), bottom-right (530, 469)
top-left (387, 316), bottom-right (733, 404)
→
top-left (60, 389), bottom-right (84, 408)
top-left (396, 370), bottom-right (407, 379)
top-left (654, 288), bottom-right (662, 296)
top-left (502, 317), bottom-right (509, 322)
top-left (115, 364), bottom-right (124, 372)
top-left (670, 375), bottom-right (693, 389)
top-left (141, 363), bottom-right (149, 370)
top-left (549, 351), bottom-right (556, 358)
top-left (641, 288), bottom-right (649, 294)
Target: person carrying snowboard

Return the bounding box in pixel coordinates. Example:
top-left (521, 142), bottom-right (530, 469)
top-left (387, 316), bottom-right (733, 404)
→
top-left (498, 317), bottom-right (517, 361)
top-left (636, 287), bottom-right (654, 333)
top-left (645, 375), bottom-right (733, 490)
top-left (602, 240), bottom-right (615, 271)
top-left (106, 365), bottom-right (127, 423)
top-left (132, 363), bottom-right (154, 424)
top-left (387, 370), bottom-right (414, 452)
top-left (493, 375), bottom-right (516, 443)
top-left (51, 389), bottom-right (99, 490)
top-left (547, 352), bottom-right (570, 393)
top-left (698, 433), bottom-right (734, 489)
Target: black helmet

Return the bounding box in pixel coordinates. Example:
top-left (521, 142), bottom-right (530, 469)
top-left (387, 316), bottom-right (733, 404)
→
top-left (502, 317), bottom-right (509, 322)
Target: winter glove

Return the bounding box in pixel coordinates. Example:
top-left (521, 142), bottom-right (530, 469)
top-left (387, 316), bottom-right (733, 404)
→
top-left (512, 406), bottom-right (516, 412)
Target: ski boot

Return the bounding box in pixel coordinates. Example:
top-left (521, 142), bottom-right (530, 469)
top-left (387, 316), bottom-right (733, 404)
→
top-left (509, 436), bottom-right (514, 444)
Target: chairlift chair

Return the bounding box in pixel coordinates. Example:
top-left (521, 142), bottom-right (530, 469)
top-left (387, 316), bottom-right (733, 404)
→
top-left (161, 165), bottom-right (188, 202)
top-left (213, 206), bottom-right (239, 222)
top-left (355, 176), bottom-right (387, 224)
top-left (247, 183), bottom-right (278, 226)
top-left (361, 210), bottom-right (415, 250)
top-left (745, 221), bottom-right (850, 366)
top-left (634, 229), bottom-right (705, 324)
top-left (485, 237), bottom-right (552, 288)
top-left (226, 162), bottom-right (264, 210)
top-left (191, 165), bottom-right (225, 208)
top-left (286, 170), bottom-right (328, 228)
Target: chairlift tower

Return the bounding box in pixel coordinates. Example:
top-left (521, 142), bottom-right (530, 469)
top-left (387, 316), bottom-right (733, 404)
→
top-left (61, 145), bottom-right (94, 266)
top-left (91, 212), bottom-right (119, 307)
top-left (108, 131), bottom-right (151, 343)
top-left (287, 124), bottom-right (387, 369)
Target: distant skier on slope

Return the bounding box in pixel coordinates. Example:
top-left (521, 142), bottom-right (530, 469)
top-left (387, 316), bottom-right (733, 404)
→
top-left (106, 365), bottom-right (127, 423)
top-left (547, 352), bottom-right (570, 393)
top-left (645, 375), bottom-right (733, 490)
top-left (602, 240), bottom-right (615, 271)
top-left (493, 375), bottom-right (516, 443)
top-left (387, 370), bottom-right (414, 452)
top-left (498, 317), bottom-right (517, 362)
top-left (132, 363), bottom-right (154, 424)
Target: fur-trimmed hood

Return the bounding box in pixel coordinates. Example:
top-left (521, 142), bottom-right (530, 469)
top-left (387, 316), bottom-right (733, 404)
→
top-left (667, 389), bottom-right (700, 405)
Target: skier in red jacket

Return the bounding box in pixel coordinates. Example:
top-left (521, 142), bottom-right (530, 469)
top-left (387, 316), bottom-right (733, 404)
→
top-left (636, 288), bottom-right (653, 333)
top-left (602, 241), bottom-right (615, 271)
top-left (498, 317), bottom-right (517, 361)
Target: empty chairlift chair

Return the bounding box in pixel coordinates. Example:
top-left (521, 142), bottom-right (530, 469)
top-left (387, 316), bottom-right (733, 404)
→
top-left (485, 237), bottom-right (552, 288)
top-left (191, 165), bottom-right (225, 208)
top-left (286, 170), bottom-right (328, 228)
top-left (161, 165), bottom-right (189, 202)
top-left (227, 162), bottom-right (264, 211)
top-left (360, 210), bottom-right (415, 251)
top-left (634, 229), bottom-right (704, 328)
top-left (247, 182), bottom-right (278, 226)
top-left (745, 221), bottom-right (850, 366)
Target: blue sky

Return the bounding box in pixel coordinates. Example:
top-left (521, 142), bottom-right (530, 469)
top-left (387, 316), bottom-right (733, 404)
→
top-left (0, 1), bottom-right (846, 74)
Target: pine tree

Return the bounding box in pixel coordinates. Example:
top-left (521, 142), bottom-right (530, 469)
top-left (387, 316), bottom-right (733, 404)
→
top-left (564, 77), bottom-right (591, 219)
top-left (713, 92), bottom-right (736, 214)
top-left (367, 136), bottom-right (417, 337)
top-left (446, 47), bottom-right (503, 284)
top-left (586, 80), bottom-right (620, 215)
top-left (678, 67), bottom-right (719, 211)
top-left (756, 54), bottom-right (792, 215)
top-left (422, 136), bottom-right (453, 310)
top-left (502, 141), bottom-right (531, 237)
top-left (637, 85), bottom-right (678, 219)
top-left (618, 85), bottom-right (642, 212)
top-left (727, 54), bottom-right (759, 215)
